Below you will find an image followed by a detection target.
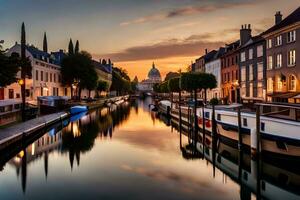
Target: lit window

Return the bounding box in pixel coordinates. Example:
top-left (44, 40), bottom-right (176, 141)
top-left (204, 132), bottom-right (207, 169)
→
top-left (267, 56), bottom-right (273, 70)
top-left (287, 30), bottom-right (296, 43)
top-left (257, 45), bottom-right (263, 57)
top-left (250, 83), bottom-right (253, 97)
top-left (277, 77), bottom-right (283, 91)
top-left (241, 66), bottom-right (246, 82)
top-left (289, 75), bottom-right (297, 91)
top-left (257, 63), bottom-right (263, 80)
top-left (257, 82), bottom-right (263, 98)
top-left (288, 50), bottom-right (296, 66)
top-left (276, 35), bottom-right (282, 46)
top-left (267, 78), bottom-right (273, 92)
top-left (276, 54), bottom-right (282, 68)
top-left (267, 39), bottom-right (272, 49)
top-left (241, 52), bottom-right (246, 62)
top-left (249, 49), bottom-right (253, 60)
top-left (249, 65), bottom-right (253, 81)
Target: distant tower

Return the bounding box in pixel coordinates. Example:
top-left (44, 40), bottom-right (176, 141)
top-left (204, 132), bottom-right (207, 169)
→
top-left (43, 32), bottom-right (48, 53)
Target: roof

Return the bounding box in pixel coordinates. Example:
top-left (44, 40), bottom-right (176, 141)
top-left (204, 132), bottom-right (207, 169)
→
top-left (148, 63), bottom-right (161, 79)
top-left (92, 60), bottom-right (112, 74)
top-left (51, 50), bottom-right (66, 65)
top-left (239, 35), bottom-right (264, 49)
top-left (263, 7), bottom-right (300, 35)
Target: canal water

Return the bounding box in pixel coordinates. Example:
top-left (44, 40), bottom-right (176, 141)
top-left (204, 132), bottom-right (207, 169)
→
top-left (0, 98), bottom-right (299, 200)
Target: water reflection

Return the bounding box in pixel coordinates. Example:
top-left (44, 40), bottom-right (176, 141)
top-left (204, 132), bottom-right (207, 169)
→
top-left (0, 98), bottom-right (299, 200)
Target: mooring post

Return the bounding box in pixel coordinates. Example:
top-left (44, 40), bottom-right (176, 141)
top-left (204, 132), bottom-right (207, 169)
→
top-left (237, 106), bottom-right (242, 151)
top-left (256, 104), bottom-right (261, 156)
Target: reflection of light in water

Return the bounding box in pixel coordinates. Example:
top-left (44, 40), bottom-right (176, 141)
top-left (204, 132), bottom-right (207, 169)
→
top-left (18, 150), bottom-right (24, 158)
top-left (14, 157), bottom-right (21, 163)
top-left (72, 122), bottom-right (81, 137)
top-left (31, 143), bottom-right (35, 156)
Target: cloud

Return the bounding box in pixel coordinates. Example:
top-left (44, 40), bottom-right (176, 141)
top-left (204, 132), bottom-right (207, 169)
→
top-left (121, 0), bottom-right (268, 26)
top-left (96, 36), bottom-right (224, 62)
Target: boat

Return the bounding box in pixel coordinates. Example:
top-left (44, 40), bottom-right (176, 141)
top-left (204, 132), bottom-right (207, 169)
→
top-left (195, 103), bottom-right (300, 159)
top-left (70, 105), bottom-right (88, 115)
top-left (0, 99), bottom-right (22, 126)
top-left (158, 100), bottom-right (171, 116)
top-left (38, 96), bottom-right (70, 114)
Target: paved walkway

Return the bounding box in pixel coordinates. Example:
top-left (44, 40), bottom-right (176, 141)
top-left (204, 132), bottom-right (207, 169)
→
top-left (0, 112), bottom-right (68, 149)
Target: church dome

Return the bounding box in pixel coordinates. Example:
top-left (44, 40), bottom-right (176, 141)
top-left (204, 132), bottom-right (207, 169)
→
top-left (148, 62), bottom-right (161, 80)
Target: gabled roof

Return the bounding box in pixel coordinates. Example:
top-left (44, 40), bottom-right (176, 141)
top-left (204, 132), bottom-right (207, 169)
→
top-left (263, 7), bottom-right (300, 35)
top-left (92, 60), bottom-right (112, 74)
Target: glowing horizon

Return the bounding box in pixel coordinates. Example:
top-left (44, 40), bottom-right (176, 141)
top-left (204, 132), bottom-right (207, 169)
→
top-left (1, 0), bottom-right (299, 80)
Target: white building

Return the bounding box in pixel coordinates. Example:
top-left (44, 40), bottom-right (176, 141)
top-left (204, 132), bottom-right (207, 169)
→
top-left (204, 48), bottom-right (226, 101)
top-left (137, 62), bottom-right (162, 92)
top-left (3, 43), bottom-right (70, 104)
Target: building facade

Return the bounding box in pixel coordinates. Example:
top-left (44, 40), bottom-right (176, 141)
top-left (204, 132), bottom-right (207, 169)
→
top-left (239, 27), bottom-right (267, 103)
top-left (205, 48), bottom-right (225, 100)
top-left (137, 62), bottom-right (162, 92)
top-left (263, 9), bottom-right (300, 103)
top-left (4, 43), bottom-right (69, 103)
top-left (221, 41), bottom-right (240, 104)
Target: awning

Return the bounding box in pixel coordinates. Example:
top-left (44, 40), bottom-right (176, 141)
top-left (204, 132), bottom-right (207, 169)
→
top-left (267, 92), bottom-right (300, 99)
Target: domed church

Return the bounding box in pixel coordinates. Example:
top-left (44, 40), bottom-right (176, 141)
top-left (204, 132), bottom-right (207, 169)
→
top-left (148, 62), bottom-right (162, 82)
top-left (137, 62), bottom-right (162, 92)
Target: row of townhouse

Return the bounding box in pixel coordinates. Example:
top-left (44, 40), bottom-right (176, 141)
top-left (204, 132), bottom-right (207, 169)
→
top-left (193, 7), bottom-right (300, 104)
top-left (1, 35), bottom-right (112, 103)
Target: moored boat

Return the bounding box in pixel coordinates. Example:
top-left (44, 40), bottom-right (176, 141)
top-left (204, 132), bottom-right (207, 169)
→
top-left (70, 105), bottom-right (88, 115)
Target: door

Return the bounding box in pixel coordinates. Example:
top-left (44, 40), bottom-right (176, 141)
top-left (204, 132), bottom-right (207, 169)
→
top-left (0, 88), bottom-right (4, 100)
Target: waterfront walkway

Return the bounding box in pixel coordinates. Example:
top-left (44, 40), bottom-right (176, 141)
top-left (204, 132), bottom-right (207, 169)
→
top-left (0, 112), bottom-right (68, 150)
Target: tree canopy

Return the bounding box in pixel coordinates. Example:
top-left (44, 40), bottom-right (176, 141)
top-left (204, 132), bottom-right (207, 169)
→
top-left (68, 39), bottom-right (74, 55)
top-left (97, 80), bottom-right (109, 92)
top-left (110, 68), bottom-right (131, 95)
top-left (168, 77), bottom-right (180, 92)
top-left (0, 52), bottom-right (21, 87)
top-left (165, 72), bottom-right (180, 82)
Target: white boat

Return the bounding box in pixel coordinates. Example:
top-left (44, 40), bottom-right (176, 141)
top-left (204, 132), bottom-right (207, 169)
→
top-left (158, 100), bottom-right (171, 115)
top-left (195, 103), bottom-right (300, 158)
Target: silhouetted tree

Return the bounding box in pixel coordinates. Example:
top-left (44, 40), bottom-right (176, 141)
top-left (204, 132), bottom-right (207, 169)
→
top-left (75, 40), bottom-right (79, 54)
top-left (68, 39), bottom-right (74, 55)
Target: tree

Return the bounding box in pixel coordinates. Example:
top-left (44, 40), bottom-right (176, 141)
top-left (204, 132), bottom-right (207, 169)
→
top-left (101, 59), bottom-right (107, 65)
top-left (75, 40), bottom-right (79, 54)
top-left (68, 39), bottom-right (74, 55)
top-left (110, 68), bottom-right (131, 95)
top-left (43, 32), bottom-right (48, 53)
top-left (20, 22), bottom-right (32, 122)
top-left (200, 73), bottom-right (217, 104)
top-left (97, 80), bottom-right (109, 96)
top-left (165, 72), bottom-right (180, 82)
top-left (0, 52), bottom-right (20, 87)
top-left (61, 51), bottom-right (98, 99)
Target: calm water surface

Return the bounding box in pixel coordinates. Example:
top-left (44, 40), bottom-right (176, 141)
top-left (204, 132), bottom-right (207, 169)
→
top-left (0, 98), bottom-right (299, 200)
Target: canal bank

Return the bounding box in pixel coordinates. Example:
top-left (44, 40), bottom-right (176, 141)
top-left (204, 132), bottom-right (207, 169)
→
top-left (0, 95), bottom-right (129, 151)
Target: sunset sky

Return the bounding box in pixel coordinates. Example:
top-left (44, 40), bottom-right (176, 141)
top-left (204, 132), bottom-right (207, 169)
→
top-left (1, 0), bottom-right (300, 80)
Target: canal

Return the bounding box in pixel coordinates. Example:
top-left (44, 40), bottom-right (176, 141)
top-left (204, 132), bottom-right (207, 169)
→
top-left (0, 98), bottom-right (299, 200)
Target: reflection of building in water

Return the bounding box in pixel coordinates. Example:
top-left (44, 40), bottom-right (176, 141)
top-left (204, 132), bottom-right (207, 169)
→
top-left (170, 121), bottom-right (300, 199)
top-left (8, 128), bottom-right (62, 193)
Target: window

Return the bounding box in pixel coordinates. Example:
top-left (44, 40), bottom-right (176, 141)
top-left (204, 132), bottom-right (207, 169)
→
top-left (276, 53), bottom-right (282, 68)
top-left (8, 89), bottom-right (14, 99)
top-left (276, 35), bottom-right (282, 46)
top-left (261, 122), bottom-right (265, 132)
top-left (241, 52), bottom-right (246, 62)
top-left (54, 74), bottom-right (56, 82)
top-left (50, 73), bottom-right (52, 82)
top-left (36, 70), bottom-right (39, 81)
top-left (257, 82), bottom-right (263, 98)
top-left (41, 71), bottom-right (43, 81)
top-left (250, 83), bottom-right (253, 97)
top-left (46, 72), bottom-right (48, 82)
top-left (277, 76), bottom-right (283, 91)
top-left (249, 49), bottom-right (253, 60)
top-left (257, 45), bottom-right (263, 57)
top-left (243, 118), bottom-right (248, 127)
top-left (249, 65), bottom-right (253, 81)
top-left (288, 50), bottom-right (296, 66)
top-left (241, 83), bottom-right (246, 97)
top-left (257, 63), bottom-right (263, 81)
top-left (267, 39), bottom-right (272, 49)
top-left (289, 75), bottom-right (297, 91)
top-left (287, 30), bottom-right (296, 43)
top-left (241, 66), bottom-right (246, 82)
top-left (267, 78), bottom-right (274, 92)
top-left (267, 56), bottom-right (273, 70)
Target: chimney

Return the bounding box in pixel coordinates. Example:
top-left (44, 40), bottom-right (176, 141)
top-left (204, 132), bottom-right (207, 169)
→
top-left (275, 11), bottom-right (282, 25)
top-left (240, 24), bottom-right (252, 46)
top-left (205, 49), bottom-right (208, 54)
